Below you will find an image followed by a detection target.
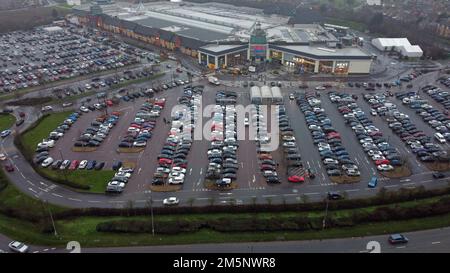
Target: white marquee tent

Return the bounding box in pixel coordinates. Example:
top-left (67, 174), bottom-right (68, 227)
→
top-left (372, 38), bottom-right (423, 58)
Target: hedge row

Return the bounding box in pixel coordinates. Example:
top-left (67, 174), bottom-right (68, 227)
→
top-left (52, 186), bottom-right (450, 220)
top-left (96, 197), bottom-right (450, 234)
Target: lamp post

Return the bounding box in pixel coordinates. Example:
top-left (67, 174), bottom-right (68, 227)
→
top-left (145, 190), bottom-right (155, 236)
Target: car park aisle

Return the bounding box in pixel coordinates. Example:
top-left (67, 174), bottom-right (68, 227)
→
top-left (357, 95), bottom-right (427, 174)
top-left (284, 94), bottom-right (328, 186)
top-left (320, 93), bottom-right (371, 180)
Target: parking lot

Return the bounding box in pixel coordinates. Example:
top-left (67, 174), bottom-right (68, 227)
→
top-left (0, 25), bottom-right (148, 95)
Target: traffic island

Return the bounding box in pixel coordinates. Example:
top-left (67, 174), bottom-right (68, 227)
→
top-left (71, 147), bottom-right (97, 152)
top-left (117, 147), bottom-right (145, 153)
top-left (380, 165), bottom-right (412, 179)
top-left (330, 175), bottom-right (361, 184)
top-left (425, 162), bottom-right (450, 172)
top-left (204, 179), bottom-right (237, 191)
top-left (150, 184), bottom-right (182, 192)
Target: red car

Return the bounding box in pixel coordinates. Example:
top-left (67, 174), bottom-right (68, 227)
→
top-left (375, 159), bottom-right (390, 165)
top-left (260, 164), bottom-right (275, 171)
top-left (112, 111), bottom-right (121, 116)
top-left (159, 158), bottom-right (173, 165)
top-left (288, 176), bottom-right (305, 183)
top-left (259, 154), bottom-right (273, 160)
top-left (4, 164), bottom-right (14, 172)
top-left (69, 160), bottom-right (79, 170)
top-left (19, 112), bottom-right (26, 118)
top-left (176, 68), bottom-right (182, 73)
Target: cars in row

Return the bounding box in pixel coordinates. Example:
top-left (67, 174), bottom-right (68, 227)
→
top-left (332, 92), bottom-right (404, 173)
top-left (252, 105), bottom-right (280, 184)
top-left (296, 92), bottom-right (359, 178)
top-left (106, 166), bottom-right (134, 193)
top-left (42, 159), bottom-right (106, 171)
top-left (74, 113), bottom-right (120, 148)
top-left (364, 94), bottom-right (448, 163)
top-left (1, 26), bottom-right (138, 94)
top-left (34, 112), bottom-right (81, 165)
top-left (399, 91), bottom-right (450, 138)
top-left (422, 84), bottom-right (450, 110)
top-left (206, 102), bottom-right (240, 187)
top-left (152, 86), bottom-right (202, 185)
top-left (118, 99), bottom-right (165, 149)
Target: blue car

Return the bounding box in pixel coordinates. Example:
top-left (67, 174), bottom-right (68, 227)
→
top-left (86, 160), bottom-right (97, 170)
top-left (368, 176), bottom-right (378, 188)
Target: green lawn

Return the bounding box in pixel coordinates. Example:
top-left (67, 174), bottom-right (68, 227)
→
top-left (20, 112), bottom-right (114, 192)
top-left (0, 114), bottom-right (15, 132)
top-left (21, 111), bottom-right (71, 154)
top-left (38, 168), bottom-right (115, 193)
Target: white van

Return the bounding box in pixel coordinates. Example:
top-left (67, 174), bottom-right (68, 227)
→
top-left (434, 132), bottom-right (446, 143)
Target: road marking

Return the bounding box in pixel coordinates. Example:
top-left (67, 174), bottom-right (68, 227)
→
top-left (396, 246), bottom-right (406, 249)
top-left (354, 157), bottom-right (360, 165)
top-left (345, 189), bottom-right (360, 192)
top-left (400, 179), bottom-right (411, 183)
top-left (384, 185), bottom-right (398, 188)
top-left (304, 192), bottom-right (320, 195)
top-left (68, 198), bottom-right (82, 202)
top-left (43, 249), bottom-right (49, 252)
top-left (403, 182), bottom-right (415, 187)
top-left (88, 200), bottom-right (101, 203)
top-left (189, 168), bottom-right (192, 175)
top-left (431, 241), bottom-right (441, 245)
top-left (52, 193), bottom-right (63, 198)
top-left (262, 195), bottom-right (277, 198)
top-left (28, 187), bottom-right (37, 194)
top-left (199, 168), bottom-right (203, 175)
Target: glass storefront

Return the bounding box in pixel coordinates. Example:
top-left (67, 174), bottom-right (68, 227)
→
top-left (319, 61), bottom-right (334, 74)
top-left (291, 56), bottom-right (315, 73)
top-left (200, 53), bottom-right (208, 66)
top-left (226, 51), bottom-right (247, 67)
top-left (334, 61), bottom-right (350, 75)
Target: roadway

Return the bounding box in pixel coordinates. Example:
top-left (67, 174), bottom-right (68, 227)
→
top-left (1, 227), bottom-right (449, 253)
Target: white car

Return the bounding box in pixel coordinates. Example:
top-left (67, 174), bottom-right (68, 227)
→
top-left (323, 158), bottom-right (339, 165)
top-left (8, 241), bottom-right (29, 253)
top-left (108, 181), bottom-right (126, 188)
top-left (171, 166), bottom-right (186, 174)
top-left (282, 135), bottom-right (296, 141)
top-left (0, 153), bottom-right (6, 161)
top-left (41, 105), bottom-right (53, 112)
top-left (244, 117), bottom-right (249, 127)
top-left (79, 106), bottom-right (89, 113)
top-left (169, 172), bottom-right (185, 180)
top-left (163, 197), bottom-right (179, 206)
top-left (41, 157), bottom-right (54, 168)
top-left (377, 164), bottom-right (394, 171)
top-left (115, 171), bottom-right (132, 178)
top-left (168, 176), bottom-right (184, 184)
top-left (78, 160), bottom-right (88, 169)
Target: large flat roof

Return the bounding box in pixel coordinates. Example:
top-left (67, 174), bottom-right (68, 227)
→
top-left (75, 1), bottom-right (338, 43)
top-left (270, 44), bottom-right (372, 60)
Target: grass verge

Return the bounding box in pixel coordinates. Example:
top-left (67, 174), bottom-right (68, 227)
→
top-left (37, 168), bottom-right (115, 194)
top-left (0, 114), bottom-right (15, 132)
top-left (21, 111), bottom-right (72, 154)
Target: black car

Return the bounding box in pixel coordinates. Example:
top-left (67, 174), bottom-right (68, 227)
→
top-left (327, 192), bottom-right (343, 200)
top-left (266, 176), bottom-right (280, 183)
top-left (16, 119), bottom-right (25, 126)
top-left (432, 172), bottom-right (445, 179)
top-left (112, 160), bottom-right (122, 171)
top-left (95, 162), bottom-right (105, 170)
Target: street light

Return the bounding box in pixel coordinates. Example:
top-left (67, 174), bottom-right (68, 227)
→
top-left (145, 190), bottom-right (155, 236)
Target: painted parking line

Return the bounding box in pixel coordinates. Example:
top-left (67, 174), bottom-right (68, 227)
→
top-left (68, 198), bottom-right (82, 202)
